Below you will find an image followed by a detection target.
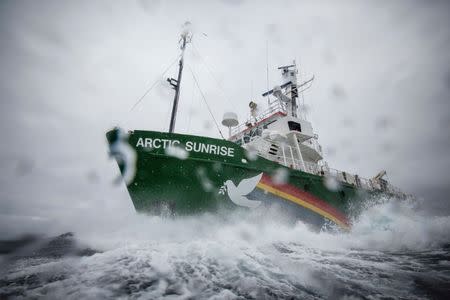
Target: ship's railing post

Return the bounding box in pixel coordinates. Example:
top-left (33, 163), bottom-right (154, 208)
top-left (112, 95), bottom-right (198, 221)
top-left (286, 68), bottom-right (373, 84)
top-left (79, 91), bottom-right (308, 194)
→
top-left (257, 137), bottom-right (403, 193)
top-left (281, 143), bottom-right (287, 167)
top-left (293, 135), bottom-right (306, 171)
top-left (288, 146), bottom-right (297, 169)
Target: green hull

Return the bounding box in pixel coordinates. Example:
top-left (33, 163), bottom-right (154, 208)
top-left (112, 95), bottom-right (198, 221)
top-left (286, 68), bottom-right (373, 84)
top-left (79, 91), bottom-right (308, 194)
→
top-left (107, 130), bottom-right (366, 230)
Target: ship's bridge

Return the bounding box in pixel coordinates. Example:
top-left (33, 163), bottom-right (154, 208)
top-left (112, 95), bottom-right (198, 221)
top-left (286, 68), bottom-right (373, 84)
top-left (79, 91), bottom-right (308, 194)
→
top-left (221, 61), bottom-right (406, 197)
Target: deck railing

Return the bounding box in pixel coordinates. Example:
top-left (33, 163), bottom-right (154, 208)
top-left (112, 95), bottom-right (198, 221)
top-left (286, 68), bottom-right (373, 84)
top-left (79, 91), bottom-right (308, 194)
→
top-left (230, 101), bottom-right (287, 138)
top-left (246, 137), bottom-right (405, 197)
top-left (303, 138), bottom-right (323, 155)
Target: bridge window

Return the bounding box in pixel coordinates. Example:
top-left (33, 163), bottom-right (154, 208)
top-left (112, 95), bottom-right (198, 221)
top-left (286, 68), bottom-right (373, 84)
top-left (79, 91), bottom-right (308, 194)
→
top-left (288, 121), bottom-right (301, 132)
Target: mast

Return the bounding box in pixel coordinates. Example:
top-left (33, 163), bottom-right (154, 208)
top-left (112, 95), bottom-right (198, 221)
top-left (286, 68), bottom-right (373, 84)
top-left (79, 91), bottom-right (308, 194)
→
top-left (278, 62), bottom-right (299, 118)
top-left (168, 27), bottom-right (191, 133)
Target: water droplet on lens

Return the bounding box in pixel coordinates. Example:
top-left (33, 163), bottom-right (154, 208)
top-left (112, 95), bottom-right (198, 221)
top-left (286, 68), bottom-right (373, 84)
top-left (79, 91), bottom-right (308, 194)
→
top-left (245, 145), bottom-right (258, 161)
top-left (213, 162), bottom-right (223, 172)
top-left (324, 175), bottom-right (341, 191)
top-left (196, 166), bottom-right (214, 191)
top-left (272, 168), bottom-right (289, 185)
top-left (165, 145), bottom-right (189, 160)
top-left (203, 121), bottom-right (212, 130)
top-left (375, 116), bottom-right (394, 131)
top-left (331, 84), bottom-right (346, 100)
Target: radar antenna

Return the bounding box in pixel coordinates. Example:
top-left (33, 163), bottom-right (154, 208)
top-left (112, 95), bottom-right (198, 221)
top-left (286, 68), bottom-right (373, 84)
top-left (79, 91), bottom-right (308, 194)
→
top-left (262, 61), bottom-right (314, 118)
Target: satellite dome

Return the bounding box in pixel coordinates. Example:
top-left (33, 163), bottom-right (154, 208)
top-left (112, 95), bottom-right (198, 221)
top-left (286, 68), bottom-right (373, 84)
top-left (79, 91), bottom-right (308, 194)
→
top-left (222, 112), bottom-right (238, 127)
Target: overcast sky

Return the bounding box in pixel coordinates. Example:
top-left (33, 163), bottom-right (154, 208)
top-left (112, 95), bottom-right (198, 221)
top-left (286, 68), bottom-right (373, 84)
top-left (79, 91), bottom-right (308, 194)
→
top-left (1, 0), bottom-right (449, 237)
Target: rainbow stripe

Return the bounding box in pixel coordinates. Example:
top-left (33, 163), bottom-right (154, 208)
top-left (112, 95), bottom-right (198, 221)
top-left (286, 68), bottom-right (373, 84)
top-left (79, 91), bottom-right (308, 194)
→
top-left (256, 174), bottom-right (350, 230)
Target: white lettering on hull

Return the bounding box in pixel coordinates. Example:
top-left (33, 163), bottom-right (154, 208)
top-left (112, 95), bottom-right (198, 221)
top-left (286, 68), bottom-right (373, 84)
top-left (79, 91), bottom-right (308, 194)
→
top-left (135, 138), bottom-right (235, 157)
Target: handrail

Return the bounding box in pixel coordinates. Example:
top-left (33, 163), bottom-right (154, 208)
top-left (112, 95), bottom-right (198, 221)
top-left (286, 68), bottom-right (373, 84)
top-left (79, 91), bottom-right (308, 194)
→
top-left (249, 137), bottom-right (405, 196)
top-left (304, 138), bottom-right (323, 155)
top-left (230, 101), bottom-right (287, 138)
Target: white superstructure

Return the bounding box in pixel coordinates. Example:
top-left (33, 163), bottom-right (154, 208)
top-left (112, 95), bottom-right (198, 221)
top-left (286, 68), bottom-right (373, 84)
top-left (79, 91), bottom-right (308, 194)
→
top-left (224, 62), bottom-right (403, 195)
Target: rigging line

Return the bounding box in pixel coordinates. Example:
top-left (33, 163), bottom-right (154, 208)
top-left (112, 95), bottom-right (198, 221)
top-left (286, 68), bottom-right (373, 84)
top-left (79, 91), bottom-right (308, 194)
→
top-left (130, 54), bottom-right (181, 112)
top-left (301, 88), bottom-right (307, 120)
top-left (188, 65), bottom-right (225, 140)
top-left (298, 60), bottom-right (308, 120)
top-left (187, 79), bottom-right (195, 132)
top-left (190, 42), bottom-right (235, 108)
top-left (266, 40), bottom-right (271, 104)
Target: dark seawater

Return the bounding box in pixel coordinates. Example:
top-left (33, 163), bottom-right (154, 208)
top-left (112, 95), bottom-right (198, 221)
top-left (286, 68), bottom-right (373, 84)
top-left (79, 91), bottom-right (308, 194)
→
top-left (1, 198), bottom-right (450, 299)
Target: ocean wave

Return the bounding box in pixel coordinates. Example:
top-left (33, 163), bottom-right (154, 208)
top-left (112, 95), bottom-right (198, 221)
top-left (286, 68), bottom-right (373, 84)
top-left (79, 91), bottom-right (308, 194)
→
top-left (1, 197), bottom-right (450, 299)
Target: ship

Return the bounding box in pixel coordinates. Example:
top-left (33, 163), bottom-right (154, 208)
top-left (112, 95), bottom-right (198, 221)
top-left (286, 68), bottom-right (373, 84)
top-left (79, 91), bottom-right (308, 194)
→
top-left (107, 29), bottom-right (405, 231)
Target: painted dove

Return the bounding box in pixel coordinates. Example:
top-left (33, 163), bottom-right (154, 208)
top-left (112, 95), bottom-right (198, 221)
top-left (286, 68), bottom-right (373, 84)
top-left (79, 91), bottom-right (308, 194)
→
top-left (223, 173), bottom-right (263, 208)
